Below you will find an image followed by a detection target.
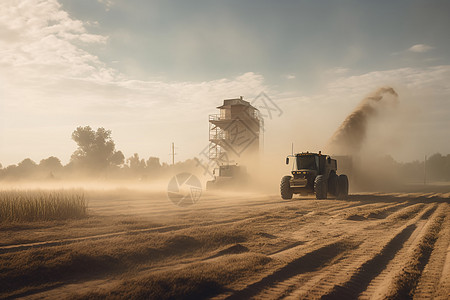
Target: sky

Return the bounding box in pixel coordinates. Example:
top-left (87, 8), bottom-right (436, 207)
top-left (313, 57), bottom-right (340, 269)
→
top-left (1, 0), bottom-right (450, 167)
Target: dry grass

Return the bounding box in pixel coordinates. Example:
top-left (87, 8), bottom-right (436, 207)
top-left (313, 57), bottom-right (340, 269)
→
top-left (0, 190), bottom-right (87, 222)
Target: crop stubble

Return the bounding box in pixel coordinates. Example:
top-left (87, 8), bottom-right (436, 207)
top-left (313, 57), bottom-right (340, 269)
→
top-left (0, 190), bottom-right (448, 299)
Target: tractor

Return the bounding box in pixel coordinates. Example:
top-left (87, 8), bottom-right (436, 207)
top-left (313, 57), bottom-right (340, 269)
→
top-left (280, 151), bottom-right (348, 200)
top-left (206, 164), bottom-right (248, 190)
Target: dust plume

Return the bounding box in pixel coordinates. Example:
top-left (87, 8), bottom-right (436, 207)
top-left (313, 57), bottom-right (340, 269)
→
top-left (326, 87), bottom-right (399, 155)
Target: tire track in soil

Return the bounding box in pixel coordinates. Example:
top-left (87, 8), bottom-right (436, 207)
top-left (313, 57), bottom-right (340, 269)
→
top-left (344, 202), bottom-right (413, 221)
top-left (320, 224), bottom-right (417, 299)
top-left (317, 202), bottom-right (437, 299)
top-left (216, 200), bottom-right (434, 300)
top-left (224, 240), bottom-right (355, 300)
top-left (386, 209), bottom-right (445, 299)
top-left (319, 201), bottom-right (393, 216)
top-left (434, 209), bottom-right (450, 300)
top-left (399, 204), bottom-right (449, 299)
top-left (358, 204), bottom-right (442, 299)
top-left (420, 203), bottom-right (438, 220)
top-left (313, 203), bottom-right (435, 300)
top-left (5, 196), bottom-right (416, 255)
top-left (282, 204), bottom-right (436, 299)
top-left (0, 197), bottom-right (377, 254)
top-left (0, 211), bottom-right (276, 254)
top-left (0, 224), bottom-right (191, 254)
top-left (5, 195), bottom-right (447, 300)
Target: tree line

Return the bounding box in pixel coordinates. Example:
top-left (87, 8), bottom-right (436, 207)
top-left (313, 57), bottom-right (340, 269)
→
top-left (0, 126), bottom-right (197, 181)
top-left (355, 153), bottom-right (450, 186)
top-left (0, 126), bottom-right (449, 183)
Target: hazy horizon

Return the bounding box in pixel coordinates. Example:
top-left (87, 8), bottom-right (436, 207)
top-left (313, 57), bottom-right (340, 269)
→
top-left (1, 0), bottom-right (450, 167)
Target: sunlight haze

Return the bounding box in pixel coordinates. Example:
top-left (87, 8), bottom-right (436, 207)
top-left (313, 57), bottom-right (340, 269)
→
top-left (1, 0), bottom-right (450, 166)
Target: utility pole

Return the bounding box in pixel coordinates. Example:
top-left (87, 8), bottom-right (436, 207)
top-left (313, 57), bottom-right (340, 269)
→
top-left (424, 155), bottom-right (427, 185)
top-left (169, 142), bottom-right (177, 166)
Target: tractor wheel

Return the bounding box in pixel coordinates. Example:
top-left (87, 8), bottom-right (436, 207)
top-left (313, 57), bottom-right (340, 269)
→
top-left (280, 176), bottom-right (293, 200)
top-left (337, 174), bottom-right (349, 200)
top-left (314, 175), bottom-right (327, 199)
top-left (328, 172), bottom-right (339, 196)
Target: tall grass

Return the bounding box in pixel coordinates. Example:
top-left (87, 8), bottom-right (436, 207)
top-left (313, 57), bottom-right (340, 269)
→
top-left (0, 190), bottom-right (87, 222)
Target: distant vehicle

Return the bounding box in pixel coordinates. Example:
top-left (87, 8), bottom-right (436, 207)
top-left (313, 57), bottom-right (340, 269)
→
top-left (206, 164), bottom-right (248, 190)
top-left (281, 151), bottom-right (349, 200)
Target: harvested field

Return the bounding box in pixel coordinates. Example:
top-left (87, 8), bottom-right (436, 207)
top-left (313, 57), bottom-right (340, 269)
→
top-left (0, 189), bottom-right (449, 299)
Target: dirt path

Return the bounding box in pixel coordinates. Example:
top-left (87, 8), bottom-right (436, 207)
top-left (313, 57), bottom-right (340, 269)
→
top-left (1, 192), bottom-right (449, 299)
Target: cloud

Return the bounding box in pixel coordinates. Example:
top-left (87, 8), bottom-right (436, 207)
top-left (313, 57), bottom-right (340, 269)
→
top-left (97, 0), bottom-right (114, 11)
top-left (325, 65), bottom-right (450, 98)
top-left (0, 1), bottom-right (270, 165)
top-left (408, 44), bottom-right (434, 53)
top-left (325, 67), bottom-right (350, 75)
top-left (1, 1), bottom-right (449, 165)
top-left (0, 0), bottom-right (109, 82)
top-left (0, 0), bottom-right (268, 110)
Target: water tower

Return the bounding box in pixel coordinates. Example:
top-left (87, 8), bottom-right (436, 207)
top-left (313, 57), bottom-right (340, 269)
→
top-left (209, 97), bottom-right (262, 165)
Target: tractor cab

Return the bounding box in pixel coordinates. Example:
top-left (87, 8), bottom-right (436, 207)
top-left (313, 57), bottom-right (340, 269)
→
top-left (286, 152), bottom-right (337, 178)
top-left (287, 153), bottom-right (320, 178)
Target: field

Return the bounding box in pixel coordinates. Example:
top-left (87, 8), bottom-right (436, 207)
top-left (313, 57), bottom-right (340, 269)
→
top-left (1, 188), bottom-right (449, 299)
top-left (0, 190), bottom-right (86, 222)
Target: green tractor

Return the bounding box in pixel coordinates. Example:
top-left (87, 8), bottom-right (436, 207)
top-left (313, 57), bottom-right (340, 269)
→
top-left (280, 151), bottom-right (349, 200)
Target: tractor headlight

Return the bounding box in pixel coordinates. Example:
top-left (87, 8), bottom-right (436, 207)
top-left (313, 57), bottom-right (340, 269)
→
top-left (292, 171), bottom-right (308, 176)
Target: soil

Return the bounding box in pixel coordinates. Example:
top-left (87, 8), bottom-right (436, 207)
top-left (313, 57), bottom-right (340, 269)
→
top-left (1, 189), bottom-right (449, 299)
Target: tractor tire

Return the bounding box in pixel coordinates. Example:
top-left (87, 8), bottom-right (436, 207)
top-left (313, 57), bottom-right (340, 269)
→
top-left (328, 172), bottom-right (339, 196)
top-left (314, 175), bottom-right (327, 199)
top-left (280, 176), bottom-right (293, 200)
top-left (337, 174), bottom-right (349, 200)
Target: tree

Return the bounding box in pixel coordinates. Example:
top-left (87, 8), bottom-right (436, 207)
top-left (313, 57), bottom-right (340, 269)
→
top-left (147, 157), bottom-right (161, 170)
top-left (127, 153), bottom-right (146, 170)
top-left (427, 153), bottom-right (446, 181)
top-left (110, 151), bottom-right (125, 167)
top-left (39, 156), bottom-right (63, 171)
top-left (70, 126), bottom-right (124, 172)
top-left (13, 158), bottom-right (38, 178)
top-left (446, 154), bottom-right (450, 180)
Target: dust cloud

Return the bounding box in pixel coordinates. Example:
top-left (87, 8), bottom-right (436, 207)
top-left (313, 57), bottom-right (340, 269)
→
top-left (326, 87), bottom-right (399, 155)
top-left (1, 86), bottom-right (443, 197)
top-left (234, 87), bottom-right (405, 194)
top-left (324, 87), bottom-right (408, 191)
